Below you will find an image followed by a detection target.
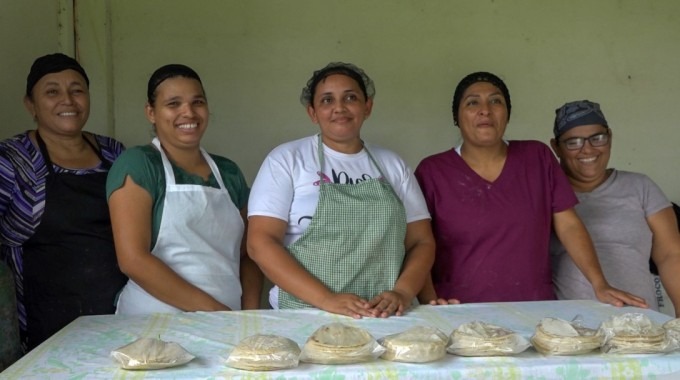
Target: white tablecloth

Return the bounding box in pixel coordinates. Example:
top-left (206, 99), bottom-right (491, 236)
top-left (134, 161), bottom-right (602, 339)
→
top-left (2, 300), bottom-right (680, 379)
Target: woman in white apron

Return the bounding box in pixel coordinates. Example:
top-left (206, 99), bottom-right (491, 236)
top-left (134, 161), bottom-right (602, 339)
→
top-left (247, 62), bottom-right (435, 319)
top-left (107, 64), bottom-right (262, 314)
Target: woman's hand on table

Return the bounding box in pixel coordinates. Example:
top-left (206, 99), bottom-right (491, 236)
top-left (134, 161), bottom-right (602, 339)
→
top-left (428, 298), bottom-right (461, 306)
top-left (416, 274), bottom-right (460, 306)
top-left (367, 290), bottom-right (412, 318)
top-left (319, 293), bottom-right (373, 319)
top-left (594, 284), bottom-right (648, 309)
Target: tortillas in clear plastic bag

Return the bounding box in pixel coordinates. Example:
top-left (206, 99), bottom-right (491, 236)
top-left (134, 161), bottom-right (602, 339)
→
top-left (598, 313), bottom-right (675, 354)
top-left (379, 326), bottom-right (449, 363)
top-left (448, 321), bottom-right (530, 356)
top-left (300, 322), bottom-right (385, 364)
top-left (663, 318), bottom-right (680, 347)
top-left (111, 337), bottom-right (195, 370)
top-left (531, 317), bottom-right (602, 355)
top-left (226, 334), bottom-right (301, 371)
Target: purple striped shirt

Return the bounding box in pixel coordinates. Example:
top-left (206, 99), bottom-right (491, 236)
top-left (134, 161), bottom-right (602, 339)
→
top-left (0, 131), bottom-right (124, 335)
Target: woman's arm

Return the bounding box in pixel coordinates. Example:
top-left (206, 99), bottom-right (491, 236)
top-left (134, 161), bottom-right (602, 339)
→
top-left (417, 273), bottom-right (439, 304)
top-left (0, 152), bottom-right (16, 217)
top-left (247, 215), bottom-right (374, 318)
top-left (110, 175), bottom-right (229, 311)
top-left (553, 208), bottom-right (648, 308)
top-left (238, 208), bottom-right (263, 310)
top-left (369, 219), bottom-right (436, 317)
top-left (648, 207), bottom-right (680, 317)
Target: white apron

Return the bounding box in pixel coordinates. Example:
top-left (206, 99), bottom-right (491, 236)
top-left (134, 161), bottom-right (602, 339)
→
top-left (116, 138), bottom-right (243, 314)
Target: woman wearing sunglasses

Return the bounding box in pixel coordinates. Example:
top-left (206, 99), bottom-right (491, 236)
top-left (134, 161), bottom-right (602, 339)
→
top-left (550, 100), bottom-right (680, 317)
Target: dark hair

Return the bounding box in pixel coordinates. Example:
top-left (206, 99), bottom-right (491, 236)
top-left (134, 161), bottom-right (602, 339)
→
top-left (300, 62), bottom-right (375, 107)
top-left (26, 53), bottom-right (89, 99)
top-left (147, 64), bottom-right (204, 105)
top-left (451, 71), bottom-right (511, 126)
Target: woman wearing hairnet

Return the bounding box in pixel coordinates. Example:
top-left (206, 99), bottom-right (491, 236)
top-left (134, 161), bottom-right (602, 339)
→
top-left (247, 62), bottom-right (434, 318)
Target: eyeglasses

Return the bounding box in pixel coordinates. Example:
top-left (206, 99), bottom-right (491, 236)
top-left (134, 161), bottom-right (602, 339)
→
top-left (559, 131), bottom-right (610, 151)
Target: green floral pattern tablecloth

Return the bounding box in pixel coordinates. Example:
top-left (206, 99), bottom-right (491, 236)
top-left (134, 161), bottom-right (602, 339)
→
top-left (2, 300), bottom-right (679, 379)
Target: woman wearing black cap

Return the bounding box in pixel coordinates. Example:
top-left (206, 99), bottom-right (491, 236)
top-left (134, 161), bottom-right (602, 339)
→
top-left (0, 53), bottom-right (127, 351)
top-left (106, 64), bottom-right (262, 315)
top-left (415, 72), bottom-right (647, 309)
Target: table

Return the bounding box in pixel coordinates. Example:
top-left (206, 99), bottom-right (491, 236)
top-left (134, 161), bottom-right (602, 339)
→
top-left (2, 300), bottom-right (680, 379)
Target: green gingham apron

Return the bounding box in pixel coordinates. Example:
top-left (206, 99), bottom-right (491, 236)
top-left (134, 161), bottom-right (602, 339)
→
top-left (279, 137), bottom-right (407, 309)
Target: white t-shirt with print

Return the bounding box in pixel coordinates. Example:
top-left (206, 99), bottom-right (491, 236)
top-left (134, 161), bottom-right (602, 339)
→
top-left (248, 135), bottom-right (430, 308)
top-left (248, 134), bottom-right (430, 245)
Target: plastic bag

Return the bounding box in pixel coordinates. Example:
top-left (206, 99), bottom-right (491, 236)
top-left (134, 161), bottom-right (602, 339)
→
top-left (531, 317), bottom-right (602, 355)
top-left (110, 337), bottom-right (195, 370)
top-left (300, 322), bottom-right (385, 364)
top-left (379, 326), bottom-right (449, 363)
top-left (663, 318), bottom-right (680, 347)
top-left (226, 334), bottom-right (301, 371)
top-left (447, 321), bottom-right (530, 356)
top-left (598, 313), bottom-right (675, 354)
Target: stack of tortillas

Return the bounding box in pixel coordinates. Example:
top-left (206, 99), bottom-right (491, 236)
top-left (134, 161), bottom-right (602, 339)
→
top-left (110, 337), bottom-right (195, 370)
top-left (300, 322), bottom-right (385, 364)
top-left (531, 317), bottom-right (602, 355)
top-left (379, 326), bottom-right (449, 363)
top-left (599, 313), bottom-right (670, 354)
top-left (226, 334), bottom-right (301, 371)
top-left (662, 318), bottom-right (680, 346)
top-left (447, 321), bottom-right (530, 356)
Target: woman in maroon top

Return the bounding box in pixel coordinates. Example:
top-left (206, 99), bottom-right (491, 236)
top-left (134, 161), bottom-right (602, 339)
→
top-left (415, 72), bottom-right (646, 308)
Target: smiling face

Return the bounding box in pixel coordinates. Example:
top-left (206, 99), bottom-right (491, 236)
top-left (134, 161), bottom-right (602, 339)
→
top-left (551, 123), bottom-right (612, 192)
top-left (24, 69), bottom-right (90, 137)
top-left (145, 76), bottom-right (208, 150)
top-left (456, 81), bottom-right (509, 148)
top-left (306, 74), bottom-right (373, 153)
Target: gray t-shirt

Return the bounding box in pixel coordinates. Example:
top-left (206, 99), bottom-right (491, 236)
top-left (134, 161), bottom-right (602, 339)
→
top-left (549, 169), bottom-right (670, 310)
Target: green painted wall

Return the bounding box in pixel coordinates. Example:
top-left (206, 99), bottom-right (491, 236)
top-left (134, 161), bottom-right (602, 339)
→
top-left (3, 0), bottom-right (680, 202)
top-left (1, 0), bottom-right (63, 136)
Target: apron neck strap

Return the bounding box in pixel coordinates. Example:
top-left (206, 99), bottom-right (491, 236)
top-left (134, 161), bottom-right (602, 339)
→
top-left (35, 130), bottom-right (108, 174)
top-left (315, 134), bottom-right (387, 181)
top-left (151, 137), bottom-right (226, 189)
